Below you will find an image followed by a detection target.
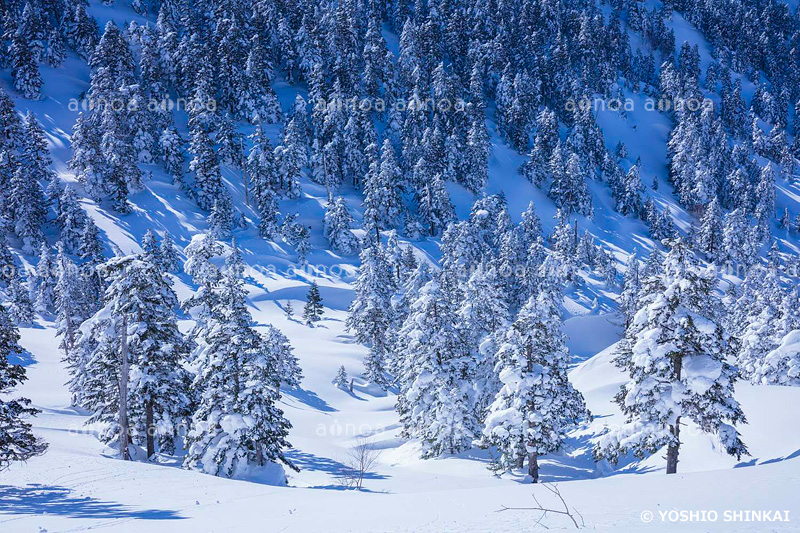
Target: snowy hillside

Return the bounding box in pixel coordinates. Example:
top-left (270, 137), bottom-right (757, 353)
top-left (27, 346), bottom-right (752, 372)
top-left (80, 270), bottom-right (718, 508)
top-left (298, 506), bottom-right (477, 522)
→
top-left (1, 0), bottom-right (800, 531)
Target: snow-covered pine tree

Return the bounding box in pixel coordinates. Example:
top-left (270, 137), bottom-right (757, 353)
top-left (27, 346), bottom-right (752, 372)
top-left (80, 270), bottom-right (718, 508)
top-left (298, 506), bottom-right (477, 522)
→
top-left (458, 266), bottom-right (509, 351)
top-left (619, 250), bottom-right (641, 327)
top-left (333, 365), bottom-right (349, 390)
top-left (54, 243), bottom-right (86, 362)
top-left (7, 266), bottom-right (34, 325)
top-left (595, 239), bottom-right (748, 474)
top-left (752, 330), bottom-right (800, 387)
top-left (57, 186), bottom-right (86, 253)
top-left (208, 194), bottom-right (234, 239)
top-left (159, 126), bottom-right (185, 185)
top-left (520, 107), bottom-right (558, 187)
top-left (261, 324), bottom-right (302, 389)
top-left (722, 207), bottom-right (758, 267)
top-left (396, 274), bottom-right (475, 458)
top-left (9, 166), bottom-right (47, 253)
top-left (189, 127), bottom-right (223, 211)
top-left (303, 281), bottom-right (324, 326)
top-left (754, 164), bottom-right (776, 226)
top-left (0, 305), bottom-right (46, 469)
top-left (550, 151), bottom-right (593, 218)
top-left (159, 233), bottom-right (180, 273)
top-left (10, 33), bottom-right (43, 99)
top-left (362, 139), bottom-right (404, 239)
top-left (21, 112), bottom-right (55, 183)
top-left (98, 104), bottom-right (139, 213)
top-left (140, 229), bottom-right (162, 267)
top-left (697, 197), bottom-right (724, 263)
top-left (479, 291), bottom-right (589, 482)
top-left (346, 243), bottom-right (397, 388)
top-left (324, 197), bottom-right (359, 255)
top-left (616, 163), bottom-right (644, 217)
top-left (417, 172), bottom-right (455, 237)
top-left (185, 257), bottom-right (294, 477)
top-left (80, 218), bottom-right (104, 264)
top-left (72, 255), bottom-right (190, 458)
top-left (34, 244), bottom-right (56, 314)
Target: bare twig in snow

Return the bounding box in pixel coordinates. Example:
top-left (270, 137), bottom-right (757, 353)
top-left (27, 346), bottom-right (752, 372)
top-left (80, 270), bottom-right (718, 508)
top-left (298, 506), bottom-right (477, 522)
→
top-left (337, 437), bottom-right (381, 490)
top-left (497, 483), bottom-right (585, 529)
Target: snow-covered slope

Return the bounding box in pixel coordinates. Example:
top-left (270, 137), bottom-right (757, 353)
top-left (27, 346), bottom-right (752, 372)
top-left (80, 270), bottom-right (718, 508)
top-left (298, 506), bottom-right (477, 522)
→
top-left (4, 321), bottom-right (800, 531)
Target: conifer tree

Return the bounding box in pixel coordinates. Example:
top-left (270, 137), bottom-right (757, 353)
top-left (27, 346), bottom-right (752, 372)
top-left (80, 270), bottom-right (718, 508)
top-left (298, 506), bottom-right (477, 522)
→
top-left (10, 34), bottom-right (43, 100)
top-left (754, 164), bottom-right (776, 225)
top-left (21, 112), bottom-right (55, 182)
top-left (45, 28), bottom-right (66, 68)
top-left (57, 186), bottom-right (86, 253)
top-left (208, 194), bottom-right (235, 239)
top-left (34, 244), bottom-right (56, 313)
top-left (347, 244), bottom-right (397, 388)
top-left (617, 164), bottom-right (644, 216)
top-left (0, 305), bottom-right (46, 469)
top-left (480, 291), bottom-right (589, 482)
top-left (417, 173), bottom-right (455, 237)
top-left (159, 126), bottom-right (185, 185)
top-left (303, 282), bottom-right (323, 325)
top-left (140, 229), bottom-right (162, 267)
top-left (619, 251), bottom-right (641, 327)
top-left (363, 139), bottom-right (404, 238)
top-left (722, 208), bottom-right (758, 267)
top-left (324, 197), bottom-right (359, 255)
top-left (262, 324), bottom-right (302, 390)
top-left (80, 218), bottom-right (104, 264)
top-left (189, 127), bottom-right (222, 211)
top-left (9, 167), bottom-right (47, 253)
top-left (550, 152), bottom-right (593, 217)
top-left (159, 233), bottom-right (180, 273)
top-left (185, 257), bottom-right (294, 477)
top-left (396, 274), bottom-right (475, 457)
top-left (698, 198), bottom-right (724, 263)
top-left (7, 270), bottom-right (34, 325)
top-left (71, 256), bottom-right (190, 458)
top-left (595, 239), bottom-right (748, 474)
top-left (333, 365), bottom-right (349, 390)
top-left (54, 243), bottom-right (87, 364)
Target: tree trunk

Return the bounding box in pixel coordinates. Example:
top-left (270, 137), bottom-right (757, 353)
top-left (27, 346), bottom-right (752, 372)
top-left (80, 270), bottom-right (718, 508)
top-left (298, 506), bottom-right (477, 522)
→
top-left (573, 219), bottom-right (579, 250)
top-left (516, 451), bottom-right (525, 469)
top-left (146, 400), bottom-right (155, 459)
top-left (255, 443), bottom-right (264, 466)
top-left (666, 353), bottom-right (683, 474)
top-left (666, 419), bottom-right (680, 474)
top-left (528, 451), bottom-right (539, 483)
top-left (118, 315), bottom-right (130, 461)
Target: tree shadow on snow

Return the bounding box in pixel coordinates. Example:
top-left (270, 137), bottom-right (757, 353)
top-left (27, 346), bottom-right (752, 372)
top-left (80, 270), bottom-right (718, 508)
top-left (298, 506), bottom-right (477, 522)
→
top-left (0, 484), bottom-right (184, 520)
top-left (7, 349), bottom-right (35, 367)
top-left (736, 448), bottom-right (800, 468)
top-left (282, 386), bottom-right (337, 412)
top-left (285, 450), bottom-right (389, 490)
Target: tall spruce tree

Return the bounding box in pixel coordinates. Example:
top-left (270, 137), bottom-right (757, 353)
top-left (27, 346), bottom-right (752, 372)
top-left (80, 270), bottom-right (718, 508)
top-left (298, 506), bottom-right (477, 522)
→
top-left (346, 243), bottom-right (397, 388)
top-left (303, 281), bottom-right (324, 326)
top-left (185, 256), bottom-right (294, 477)
top-left (595, 239), bottom-right (748, 473)
top-left (0, 305), bottom-right (47, 469)
top-left (479, 291), bottom-right (589, 482)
